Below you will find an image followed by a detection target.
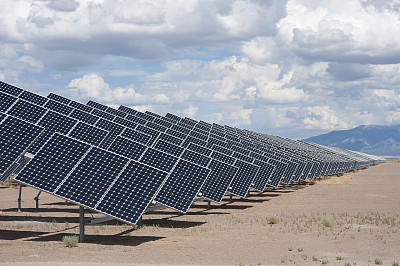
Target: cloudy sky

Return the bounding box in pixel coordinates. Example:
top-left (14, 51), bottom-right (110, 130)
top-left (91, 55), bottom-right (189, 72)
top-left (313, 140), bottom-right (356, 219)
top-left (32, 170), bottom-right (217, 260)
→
top-left (1, 0), bottom-right (400, 139)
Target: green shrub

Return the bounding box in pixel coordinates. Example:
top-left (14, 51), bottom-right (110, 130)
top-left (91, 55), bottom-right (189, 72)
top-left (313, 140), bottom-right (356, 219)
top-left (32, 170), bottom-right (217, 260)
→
top-left (62, 235), bottom-right (79, 247)
top-left (322, 217), bottom-right (333, 227)
top-left (375, 259), bottom-right (383, 265)
top-left (267, 215), bottom-right (279, 224)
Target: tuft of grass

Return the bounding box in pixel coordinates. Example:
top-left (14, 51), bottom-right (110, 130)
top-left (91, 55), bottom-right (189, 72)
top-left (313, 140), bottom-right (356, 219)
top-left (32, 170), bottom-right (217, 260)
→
top-left (62, 235), bottom-right (79, 247)
top-left (322, 217), bottom-right (333, 227)
top-left (393, 261), bottom-right (399, 266)
top-left (345, 263), bottom-right (351, 266)
top-left (267, 215), bottom-right (279, 224)
top-left (321, 259), bottom-right (329, 265)
top-left (312, 256), bottom-right (318, 261)
top-left (288, 247), bottom-right (293, 251)
top-left (301, 255), bottom-right (307, 260)
top-left (375, 259), bottom-right (383, 265)
top-left (297, 248), bottom-right (303, 252)
top-left (336, 256), bottom-right (344, 260)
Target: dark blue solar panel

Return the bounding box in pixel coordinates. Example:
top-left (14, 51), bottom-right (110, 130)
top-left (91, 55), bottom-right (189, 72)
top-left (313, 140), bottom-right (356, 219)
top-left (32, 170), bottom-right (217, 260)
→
top-left (87, 100), bottom-right (108, 111)
top-left (99, 133), bottom-right (118, 150)
top-left (125, 114), bottom-right (146, 125)
top-left (15, 133), bottom-right (90, 192)
top-left (157, 132), bottom-right (183, 146)
top-left (0, 116), bottom-right (43, 179)
top-left (38, 110), bottom-right (77, 134)
top-left (7, 100), bottom-right (47, 123)
top-left (136, 125), bottom-right (160, 145)
top-left (91, 109), bottom-right (115, 121)
top-left (210, 151), bottom-right (235, 165)
top-left (135, 111), bottom-right (154, 122)
top-left (145, 111), bottom-right (162, 118)
top-left (121, 128), bottom-right (151, 145)
top-left (212, 145), bottom-right (232, 155)
top-left (1, 156), bottom-right (24, 182)
top-left (154, 140), bottom-right (184, 157)
top-left (265, 158), bottom-right (287, 187)
top-left (252, 160), bottom-right (275, 191)
top-left (199, 159), bottom-right (238, 203)
top-left (210, 129), bottom-right (225, 137)
top-left (182, 117), bottom-right (197, 126)
top-left (146, 121), bottom-right (167, 132)
top-left (189, 130), bottom-right (208, 141)
top-left (232, 152), bottom-right (253, 163)
top-left (152, 117), bottom-right (172, 128)
top-left (113, 116), bottom-right (137, 129)
top-left (229, 160), bottom-right (259, 197)
top-left (69, 101), bottom-right (93, 113)
top-left (27, 129), bottom-right (53, 155)
top-left (0, 81), bottom-right (23, 96)
top-left (206, 138), bottom-right (227, 148)
top-left (181, 149), bottom-right (210, 167)
top-left (165, 128), bottom-right (187, 140)
top-left (105, 107), bottom-right (127, 118)
top-left (56, 147), bottom-right (129, 209)
top-left (44, 100), bottom-right (73, 115)
top-left (177, 121), bottom-right (194, 130)
top-left (96, 118), bottom-right (124, 135)
top-left (0, 92), bottom-right (17, 112)
top-left (187, 143), bottom-right (212, 156)
top-left (118, 105), bottom-right (138, 116)
top-left (231, 145), bottom-right (249, 155)
top-left (70, 109), bottom-right (99, 125)
top-left (20, 91), bottom-right (47, 106)
top-left (0, 112), bottom-right (6, 122)
top-left (69, 122), bottom-right (108, 146)
top-left (108, 136), bottom-right (147, 160)
top-left (280, 160), bottom-right (298, 184)
top-left (182, 136), bottom-right (207, 148)
top-left (139, 148), bottom-right (178, 172)
top-left (165, 113), bottom-right (181, 121)
top-left (154, 159), bottom-right (210, 213)
top-left (96, 160), bottom-right (168, 224)
top-left (194, 123), bottom-right (211, 132)
top-left (171, 124), bottom-right (191, 135)
top-left (47, 93), bottom-right (71, 105)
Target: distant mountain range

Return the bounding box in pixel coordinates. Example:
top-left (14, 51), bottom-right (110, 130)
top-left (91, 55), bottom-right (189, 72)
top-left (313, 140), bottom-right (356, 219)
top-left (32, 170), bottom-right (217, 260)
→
top-left (302, 125), bottom-right (400, 156)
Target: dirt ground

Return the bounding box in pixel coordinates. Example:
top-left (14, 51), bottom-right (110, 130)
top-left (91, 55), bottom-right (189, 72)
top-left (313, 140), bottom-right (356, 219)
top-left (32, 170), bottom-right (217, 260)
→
top-left (0, 161), bottom-right (399, 265)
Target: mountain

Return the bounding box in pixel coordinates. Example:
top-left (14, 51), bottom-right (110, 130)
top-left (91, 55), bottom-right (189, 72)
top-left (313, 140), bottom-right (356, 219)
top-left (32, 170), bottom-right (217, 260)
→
top-left (302, 125), bottom-right (400, 156)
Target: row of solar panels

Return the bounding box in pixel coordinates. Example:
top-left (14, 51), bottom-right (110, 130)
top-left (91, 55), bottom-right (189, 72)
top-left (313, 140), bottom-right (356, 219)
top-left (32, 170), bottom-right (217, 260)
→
top-left (0, 80), bottom-right (385, 225)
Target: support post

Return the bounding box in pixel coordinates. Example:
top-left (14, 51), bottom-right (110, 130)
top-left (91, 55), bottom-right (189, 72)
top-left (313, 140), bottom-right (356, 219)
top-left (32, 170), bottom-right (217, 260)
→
top-left (229, 194), bottom-right (233, 203)
top-left (207, 200), bottom-right (211, 210)
top-left (34, 190), bottom-right (41, 210)
top-left (65, 200), bottom-right (68, 206)
top-left (137, 217), bottom-right (143, 227)
top-left (17, 183), bottom-right (22, 212)
top-left (79, 206), bottom-right (85, 243)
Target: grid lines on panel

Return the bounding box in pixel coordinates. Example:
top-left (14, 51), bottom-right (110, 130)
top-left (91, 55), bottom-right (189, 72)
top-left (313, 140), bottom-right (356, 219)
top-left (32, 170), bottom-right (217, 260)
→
top-left (155, 159), bottom-right (210, 213)
top-left (7, 100), bottom-right (47, 123)
top-left (91, 108), bottom-right (115, 121)
top-left (0, 92), bottom-right (17, 112)
top-left (44, 100), bottom-right (73, 115)
top-left (181, 149), bottom-right (211, 167)
top-left (229, 160), bottom-right (259, 197)
top-left (15, 134), bottom-right (90, 192)
top-left (55, 147), bottom-right (129, 209)
top-left (70, 109), bottom-right (99, 125)
top-left (69, 101), bottom-right (93, 113)
top-left (139, 148), bottom-right (178, 172)
top-left (153, 140), bottom-right (184, 157)
top-left (68, 122), bottom-right (108, 146)
top-left (38, 111), bottom-right (77, 134)
top-left (108, 136), bottom-right (147, 161)
top-left (121, 128), bottom-right (151, 145)
top-left (0, 81), bottom-right (23, 96)
top-left (20, 91), bottom-right (47, 106)
top-left (47, 93), bottom-right (71, 105)
top-left (96, 160), bottom-right (168, 224)
top-left (252, 160), bottom-right (275, 191)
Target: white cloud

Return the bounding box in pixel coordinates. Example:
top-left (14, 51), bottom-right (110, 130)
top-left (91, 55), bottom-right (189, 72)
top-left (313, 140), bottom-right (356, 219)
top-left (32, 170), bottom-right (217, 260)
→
top-left (304, 106), bottom-right (349, 130)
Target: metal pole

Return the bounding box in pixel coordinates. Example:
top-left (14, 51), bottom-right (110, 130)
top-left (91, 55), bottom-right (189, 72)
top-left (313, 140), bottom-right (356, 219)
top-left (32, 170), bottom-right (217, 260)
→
top-left (229, 194), bottom-right (233, 203)
top-left (34, 190), bottom-right (42, 210)
top-left (137, 216), bottom-right (143, 227)
top-left (79, 206), bottom-right (85, 243)
top-left (207, 200), bottom-right (211, 210)
top-left (17, 183), bottom-right (22, 212)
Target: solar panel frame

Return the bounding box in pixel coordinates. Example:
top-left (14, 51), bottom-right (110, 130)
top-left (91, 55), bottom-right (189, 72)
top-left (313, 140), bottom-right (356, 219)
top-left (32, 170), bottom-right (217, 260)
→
top-left (68, 122), bottom-right (108, 146)
top-left (139, 148), bottom-right (179, 172)
top-left (229, 160), bottom-right (259, 197)
top-left (7, 100), bottom-right (47, 123)
top-left (44, 100), bottom-right (73, 116)
top-left (69, 109), bottom-right (99, 125)
top-left (153, 139), bottom-right (184, 157)
top-left (0, 92), bottom-right (17, 113)
top-left (47, 93), bottom-right (71, 105)
top-left (108, 136), bottom-right (147, 161)
top-left (20, 91), bottom-right (48, 106)
top-left (0, 81), bottom-right (23, 96)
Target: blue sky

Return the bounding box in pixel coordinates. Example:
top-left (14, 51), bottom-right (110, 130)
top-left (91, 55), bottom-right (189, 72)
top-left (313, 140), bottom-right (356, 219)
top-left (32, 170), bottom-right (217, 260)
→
top-left (1, 0), bottom-right (400, 139)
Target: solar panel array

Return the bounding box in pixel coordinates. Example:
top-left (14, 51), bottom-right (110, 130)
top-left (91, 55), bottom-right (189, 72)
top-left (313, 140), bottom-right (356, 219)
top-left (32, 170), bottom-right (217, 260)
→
top-left (0, 80), bottom-right (386, 225)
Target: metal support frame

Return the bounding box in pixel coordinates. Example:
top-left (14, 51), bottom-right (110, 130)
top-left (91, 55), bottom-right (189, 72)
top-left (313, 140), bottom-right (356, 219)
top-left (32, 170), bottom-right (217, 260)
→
top-left (229, 194), bottom-right (233, 203)
top-left (207, 200), bottom-right (211, 210)
top-left (17, 183), bottom-right (22, 212)
top-left (34, 190), bottom-right (42, 210)
top-left (79, 206), bottom-right (85, 243)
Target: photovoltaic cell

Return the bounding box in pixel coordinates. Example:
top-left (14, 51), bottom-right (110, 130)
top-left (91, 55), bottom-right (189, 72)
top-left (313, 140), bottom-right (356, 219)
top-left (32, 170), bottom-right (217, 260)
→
top-left (55, 147), bottom-right (129, 209)
top-left (64, 108), bottom-right (91, 122)
top-left (7, 100), bottom-right (47, 123)
top-left (229, 160), bottom-right (259, 197)
top-left (189, 130), bottom-right (208, 141)
top-left (87, 100), bottom-right (108, 111)
top-left (108, 136), bottom-right (147, 161)
top-left (19, 91), bottom-right (47, 106)
top-left (181, 149), bottom-right (211, 167)
top-left (69, 101), bottom-right (93, 113)
top-left (121, 128), bottom-right (151, 145)
top-left (0, 112), bottom-right (6, 122)
top-left (44, 100), bottom-right (73, 116)
top-left (171, 124), bottom-right (191, 135)
top-left (91, 109), bottom-right (115, 121)
top-left (252, 160), bottom-right (275, 191)
top-left (152, 117), bottom-right (172, 128)
top-left (96, 118), bottom-right (124, 135)
top-left (15, 134), bottom-right (90, 192)
top-left (27, 129), bottom-right (54, 155)
top-left (187, 143), bottom-right (212, 156)
top-left (139, 148), bottom-right (178, 172)
top-left (199, 159), bottom-right (238, 203)
top-left (145, 111), bottom-right (161, 118)
top-left (0, 81), bottom-right (23, 96)
top-left (136, 125), bottom-right (160, 145)
top-left (210, 151), bottom-right (235, 165)
top-left (0, 116), bottom-right (44, 179)
top-left (157, 133), bottom-right (183, 146)
top-left (0, 92), bottom-right (17, 112)
top-left (96, 160), bottom-right (168, 224)
top-left (135, 111), bottom-right (154, 122)
top-left (153, 140), bottom-right (184, 157)
top-left (145, 121), bottom-right (167, 132)
top-left (113, 116), bottom-right (137, 129)
top-left (118, 105), bottom-right (138, 116)
top-left (182, 136), bottom-right (207, 148)
top-left (154, 159), bottom-right (210, 213)
top-left (125, 114), bottom-right (146, 125)
top-left (47, 93), bottom-right (71, 105)
top-left (166, 128), bottom-right (187, 140)
top-left (165, 113), bottom-right (181, 121)
top-left (68, 122), bottom-right (108, 146)
top-left (38, 111), bottom-right (77, 134)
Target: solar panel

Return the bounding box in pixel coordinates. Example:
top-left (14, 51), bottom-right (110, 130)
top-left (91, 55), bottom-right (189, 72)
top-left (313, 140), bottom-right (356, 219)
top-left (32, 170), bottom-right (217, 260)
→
top-left (146, 121), bottom-right (167, 132)
top-left (165, 128), bottom-right (187, 140)
top-left (118, 105), bottom-right (138, 116)
top-left (96, 118), bottom-right (124, 135)
top-left (91, 109), bottom-right (115, 121)
top-left (229, 160), bottom-right (259, 197)
top-left (182, 136), bottom-right (207, 148)
top-left (27, 129), bottom-right (53, 155)
top-left (108, 136), bottom-right (147, 160)
top-left (0, 112), bottom-right (6, 122)
top-left (70, 109), bottom-right (99, 125)
top-left (19, 91), bottom-right (47, 106)
top-left (113, 116), bottom-right (137, 129)
top-left (199, 159), bottom-right (238, 203)
top-left (252, 160), bottom-right (275, 191)
top-left (165, 112), bottom-right (181, 121)
top-left (210, 151), bottom-right (235, 165)
top-left (38, 110), bottom-right (77, 134)
top-left (99, 133), bottom-right (118, 150)
top-left (121, 128), bottom-right (151, 145)
top-left (69, 101), bottom-right (93, 113)
top-left (0, 81), bottom-right (23, 96)
top-left (44, 100), bottom-right (73, 116)
top-left (181, 149), bottom-right (211, 167)
top-left (55, 147), bottom-right (129, 209)
top-left (68, 122), bottom-right (108, 146)
top-left (212, 145), bottom-right (232, 155)
top-left (139, 148), bottom-right (179, 172)
top-left (1, 156), bottom-right (24, 182)
top-left (154, 159), bottom-right (210, 213)
top-left (136, 125), bottom-right (160, 145)
top-left (125, 114), bottom-right (147, 125)
top-left (135, 111), bottom-right (154, 122)
top-left (0, 92), bottom-right (17, 112)
top-left (47, 93), bottom-right (71, 105)
top-left (157, 132), bottom-right (183, 146)
top-left (87, 100), bottom-right (108, 111)
top-left (7, 100), bottom-right (47, 123)
top-left (171, 124), bottom-right (191, 135)
top-left (153, 140), bottom-right (184, 157)
top-left (0, 116), bottom-right (44, 180)
top-left (96, 160), bottom-right (168, 224)
top-left (189, 130), bottom-right (208, 141)
top-left (152, 117), bottom-right (173, 128)
top-left (145, 110), bottom-right (162, 118)
top-left (187, 143), bottom-right (212, 156)
top-left (15, 133), bottom-right (90, 191)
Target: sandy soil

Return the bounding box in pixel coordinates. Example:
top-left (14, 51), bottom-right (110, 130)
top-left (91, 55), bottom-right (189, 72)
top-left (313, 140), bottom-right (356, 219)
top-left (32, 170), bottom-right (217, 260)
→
top-left (0, 161), bottom-right (399, 265)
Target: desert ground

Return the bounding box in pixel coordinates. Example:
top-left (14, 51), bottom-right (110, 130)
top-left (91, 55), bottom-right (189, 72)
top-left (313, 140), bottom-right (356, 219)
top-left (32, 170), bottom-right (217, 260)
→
top-left (0, 161), bottom-right (399, 265)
